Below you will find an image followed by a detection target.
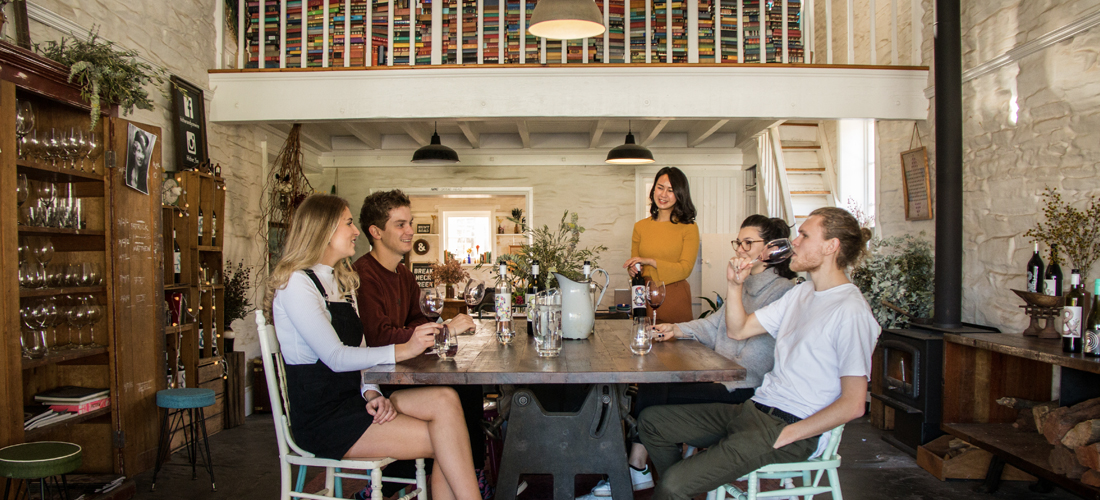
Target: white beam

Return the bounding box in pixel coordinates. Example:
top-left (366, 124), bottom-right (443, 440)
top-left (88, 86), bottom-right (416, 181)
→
top-left (589, 119), bottom-right (607, 149)
top-left (637, 119), bottom-right (670, 147)
top-left (298, 124), bottom-right (333, 152)
top-left (402, 123), bottom-right (433, 147)
top-left (687, 119), bottom-right (729, 147)
top-left (517, 121), bottom-right (530, 148)
top-left (458, 121), bottom-right (480, 149)
top-left (341, 123), bottom-right (382, 149)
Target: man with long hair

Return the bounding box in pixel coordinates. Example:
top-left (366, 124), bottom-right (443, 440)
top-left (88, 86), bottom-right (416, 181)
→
top-left (638, 207), bottom-right (881, 500)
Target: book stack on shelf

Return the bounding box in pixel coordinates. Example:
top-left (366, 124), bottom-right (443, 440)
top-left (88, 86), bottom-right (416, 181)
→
top-left (629, 0), bottom-right (647, 62)
top-left (246, 0), bottom-right (282, 67)
top-left (393, 0), bottom-right (411, 64)
top-left (742, 0), bottom-right (761, 62)
top-left (416, 0), bottom-right (432, 64)
top-left (461, 0), bottom-right (477, 62)
top-left (767, 0), bottom-right (801, 62)
top-left (372, 0), bottom-right (389, 65)
top-left (606, 0), bottom-right (626, 62)
top-left (442, 0), bottom-right (457, 63)
top-left (545, 38), bottom-right (562, 63)
top-left (718, 0), bottom-right (738, 62)
top-left (504, 0), bottom-right (520, 62)
top-left (25, 387), bottom-right (110, 431)
top-left (566, 38), bottom-right (583, 64)
top-left (652, 0), bottom-right (667, 62)
top-left (305, 0), bottom-right (324, 66)
top-left (522, 0), bottom-right (537, 62)
top-left (670, 0), bottom-right (686, 62)
top-left (698, 0), bottom-right (714, 62)
top-left (330, 0), bottom-right (348, 63)
top-left (482, 0), bottom-right (500, 63)
top-left (350, 0), bottom-right (369, 64)
top-left (287, 0), bottom-right (304, 66)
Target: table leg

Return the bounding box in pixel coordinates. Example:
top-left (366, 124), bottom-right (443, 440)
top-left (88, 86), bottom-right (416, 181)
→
top-left (495, 384), bottom-right (633, 500)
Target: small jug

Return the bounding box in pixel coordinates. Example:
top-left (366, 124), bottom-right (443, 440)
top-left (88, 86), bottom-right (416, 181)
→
top-left (552, 270), bottom-right (609, 339)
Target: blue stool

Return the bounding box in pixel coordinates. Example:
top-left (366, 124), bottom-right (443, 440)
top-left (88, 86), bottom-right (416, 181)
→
top-left (0, 441), bottom-right (81, 500)
top-left (151, 388), bottom-right (216, 492)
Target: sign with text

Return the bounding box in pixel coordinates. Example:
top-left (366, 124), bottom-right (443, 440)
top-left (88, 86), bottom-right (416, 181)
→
top-left (412, 263), bottom-right (434, 289)
top-left (170, 76), bottom-right (208, 171)
top-left (900, 147), bottom-right (933, 221)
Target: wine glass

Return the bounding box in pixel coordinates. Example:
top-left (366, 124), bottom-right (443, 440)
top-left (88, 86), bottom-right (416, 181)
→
top-left (43, 128), bottom-right (59, 167)
top-left (31, 237), bottom-right (54, 266)
top-left (645, 280), bottom-right (666, 326)
top-left (16, 173), bottom-right (29, 208)
top-left (630, 316), bottom-right (653, 355)
top-left (756, 238), bottom-right (795, 265)
top-left (85, 296), bottom-right (104, 346)
top-left (15, 101), bottom-right (34, 159)
top-left (84, 132), bottom-right (102, 172)
top-left (463, 279), bottom-right (485, 316)
top-left (419, 287), bottom-right (452, 358)
top-left (67, 296), bottom-right (88, 348)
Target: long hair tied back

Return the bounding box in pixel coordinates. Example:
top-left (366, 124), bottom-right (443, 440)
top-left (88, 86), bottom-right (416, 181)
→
top-left (809, 207), bottom-right (873, 269)
top-left (741, 214), bottom-right (797, 279)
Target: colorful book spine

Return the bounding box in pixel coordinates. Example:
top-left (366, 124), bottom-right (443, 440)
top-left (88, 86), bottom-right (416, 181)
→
top-left (49, 398), bottom-right (110, 415)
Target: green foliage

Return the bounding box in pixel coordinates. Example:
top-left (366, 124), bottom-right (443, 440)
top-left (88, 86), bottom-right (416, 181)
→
top-left (37, 28), bottom-right (166, 130)
top-left (850, 233), bottom-right (934, 329)
top-left (1024, 187), bottom-right (1100, 278)
top-left (489, 211), bottom-right (608, 288)
top-left (697, 292), bottom-right (724, 319)
top-left (223, 261), bottom-right (255, 326)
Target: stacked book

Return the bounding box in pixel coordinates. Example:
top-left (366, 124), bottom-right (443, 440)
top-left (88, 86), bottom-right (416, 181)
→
top-left (697, 0), bottom-right (714, 62)
top-left (606, 0), bottom-right (625, 63)
top-left (482, 0), bottom-right (500, 63)
top-left (629, 0), bottom-right (646, 62)
top-left (522, 0), bottom-right (537, 62)
top-left (719, 0), bottom-right (738, 62)
top-left (373, 0), bottom-right (389, 64)
top-left (504, 0), bottom-right (520, 62)
top-left (25, 386), bottom-right (110, 431)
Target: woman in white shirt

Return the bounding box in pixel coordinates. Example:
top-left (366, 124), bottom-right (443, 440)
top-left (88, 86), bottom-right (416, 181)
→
top-left (263, 194), bottom-right (480, 500)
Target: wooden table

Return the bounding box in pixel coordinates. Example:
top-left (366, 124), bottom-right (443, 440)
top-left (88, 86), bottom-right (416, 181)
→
top-left (943, 332), bottom-right (1100, 499)
top-left (362, 319), bottom-right (746, 500)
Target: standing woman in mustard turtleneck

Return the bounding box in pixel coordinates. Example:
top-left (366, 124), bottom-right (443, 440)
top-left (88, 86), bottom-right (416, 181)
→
top-left (624, 167), bottom-right (700, 324)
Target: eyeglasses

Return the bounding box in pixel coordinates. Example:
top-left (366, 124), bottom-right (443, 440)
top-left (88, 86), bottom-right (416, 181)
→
top-left (731, 239), bottom-right (764, 251)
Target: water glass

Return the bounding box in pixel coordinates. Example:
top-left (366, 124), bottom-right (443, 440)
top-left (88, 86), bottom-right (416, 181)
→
top-left (631, 316), bottom-right (653, 355)
top-left (535, 290), bottom-right (563, 357)
top-left (434, 325), bottom-right (458, 360)
top-left (22, 328), bottom-right (47, 359)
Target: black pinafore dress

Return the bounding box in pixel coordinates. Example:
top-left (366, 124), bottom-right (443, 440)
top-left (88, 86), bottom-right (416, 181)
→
top-left (284, 269), bottom-right (373, 460)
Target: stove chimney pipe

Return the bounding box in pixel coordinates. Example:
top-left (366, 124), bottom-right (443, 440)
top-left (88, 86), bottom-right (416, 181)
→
top-left (933, 0), bottom-right (963, 329)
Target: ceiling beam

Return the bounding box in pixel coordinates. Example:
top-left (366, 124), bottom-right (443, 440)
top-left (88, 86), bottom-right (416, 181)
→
top-left (516, 120), bottom-right (530, 148)
top-left (687, 119), bottom-right (729, 147)
top-left (637, 119), bottom-right (670, 147)
top-left (402, 122), bottom-right (432, 147)
top-left (457, 121), bottom-right (480, 149)
top-left (341, 122), bottom-right (381, 149)
top-left (732, 119), bottom-right (786, 149)
top-left (589, 119), bottom-right (607, 149)
top-left (297, 124), bottom-right (332, 152)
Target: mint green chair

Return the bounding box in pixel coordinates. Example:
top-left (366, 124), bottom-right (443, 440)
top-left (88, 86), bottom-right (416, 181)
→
top-left (710, 425), bottom-right (845, 500)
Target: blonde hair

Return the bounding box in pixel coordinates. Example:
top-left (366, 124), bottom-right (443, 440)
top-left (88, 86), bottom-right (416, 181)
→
top-left (808, 207), bottom-right (873, 269)
top-left (263, 194), bottom-right (360, 322)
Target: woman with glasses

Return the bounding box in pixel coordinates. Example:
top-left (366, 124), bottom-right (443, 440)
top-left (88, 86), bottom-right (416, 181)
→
top-left (586, 215), bottom-right (796, 498)
top-left (624, 167), bottom-right (699, 324)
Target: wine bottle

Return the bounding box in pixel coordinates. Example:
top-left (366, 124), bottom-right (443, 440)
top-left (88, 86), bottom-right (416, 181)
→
top-left (1086, 279), bottom-right (1100, 357)
top-left (197, 207), bottom-right (205, 246)
top-left (173, 229), bottom-right (182, 284)
top-left (631, 263), bottom-right (647, 319)
top-left (211, 210), bottom-right (217, 247)
top-left (1026, 243), bottom-right (1044, 294)
top-left (1063, 270), bottom-right (1085, 353)
top-left (526, 260), bottom-right (542, 335)
top-left (1045, 244), bottom-right (1063, 296)
top-left (495, 263), bottom-right (514, 344)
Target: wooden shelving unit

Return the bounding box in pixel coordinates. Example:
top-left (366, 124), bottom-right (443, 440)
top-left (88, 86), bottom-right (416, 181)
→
top-left (1, 40), bottom-right (162, 476)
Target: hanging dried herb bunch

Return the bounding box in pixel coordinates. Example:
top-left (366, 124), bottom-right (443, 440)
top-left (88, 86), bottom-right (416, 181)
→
top-left (1024, 187), bottom-right (1100, 278)
top-left (37, 27), bottom-right (166, 130)
top-left (259, 125), bottom-right (313, 269)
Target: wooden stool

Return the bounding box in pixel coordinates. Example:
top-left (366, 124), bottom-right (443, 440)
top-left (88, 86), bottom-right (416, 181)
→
top-left (151, 388), bottom-right (217, 492)
top-left (0, 441), bottom-right (82, 500)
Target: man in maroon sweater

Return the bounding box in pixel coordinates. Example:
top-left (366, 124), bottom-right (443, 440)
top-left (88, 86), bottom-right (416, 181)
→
top-left (353, 189), bottom-right (485, 498)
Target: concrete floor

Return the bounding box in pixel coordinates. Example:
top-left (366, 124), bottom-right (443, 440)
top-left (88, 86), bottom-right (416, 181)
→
top-left (131, 414), bottom-right (1080, 500)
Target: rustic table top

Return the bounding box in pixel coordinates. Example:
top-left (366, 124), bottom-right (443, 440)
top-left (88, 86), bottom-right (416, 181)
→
top-left (361, 319), bottom-right (747, 385)
top-left (945, 331), bottom-right (1100, 375)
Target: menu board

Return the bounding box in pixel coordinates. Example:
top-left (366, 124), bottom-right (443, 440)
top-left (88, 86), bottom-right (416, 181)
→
top-left (900, 147), bottom-right (933, 221)
top-left (412, 263), bottom-right (434, 288)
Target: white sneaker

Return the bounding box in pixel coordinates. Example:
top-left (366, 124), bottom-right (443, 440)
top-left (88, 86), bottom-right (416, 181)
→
top-left (630, 465), bottom-right (655, 491)
top-left (591, 479), bottom-right (612, 497)
top-left (517, 480), bottom-right (528, 495)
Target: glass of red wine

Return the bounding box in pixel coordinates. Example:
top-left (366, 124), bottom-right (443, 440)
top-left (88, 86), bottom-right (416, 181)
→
top-left (419, 287), bottom-right (456, 359)
top-left (754, 238), bottom-right (794, 265)
top-left (646, 280), bottom-right (666, 326)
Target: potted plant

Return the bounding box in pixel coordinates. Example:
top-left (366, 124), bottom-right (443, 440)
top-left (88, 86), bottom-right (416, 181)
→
top-left (509, 208), bottom-right (525, 234)
top-left (492, 211), bottom-right (607, 289)
top-left (430, 257), bottom-right (469, 298)
top-left (851, 233), bottom-right (934, 329)
top-left (37, 27), bottom-right (166, 130)
top-left (222, 261), bottom-right (255, 350)
top-left (1024, 187), bottom-right (1100, 279)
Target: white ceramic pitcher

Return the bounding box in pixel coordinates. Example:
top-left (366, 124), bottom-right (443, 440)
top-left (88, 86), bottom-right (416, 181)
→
top-left (552, 270), bottom-right (609, 339)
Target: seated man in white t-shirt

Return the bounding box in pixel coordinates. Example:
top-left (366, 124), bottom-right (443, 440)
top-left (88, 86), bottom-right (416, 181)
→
top-left (637, 207), bottom-right (881, 500)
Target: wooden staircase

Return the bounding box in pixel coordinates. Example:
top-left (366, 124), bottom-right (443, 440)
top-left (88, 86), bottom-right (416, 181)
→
top-left (770, 122), bottom-right (838, 226)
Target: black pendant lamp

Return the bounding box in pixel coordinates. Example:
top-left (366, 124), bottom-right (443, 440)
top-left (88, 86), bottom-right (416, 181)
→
top-left (605, 122), bottom-right (654, 164)
top-left (411, 122), bottom-right (460, 164)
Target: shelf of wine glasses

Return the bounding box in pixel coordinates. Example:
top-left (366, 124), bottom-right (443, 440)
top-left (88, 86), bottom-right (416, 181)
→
top-left (18, 227), bottom-right (105, 236)
top-left (17, 161), bottom-right (104, 183)
top-left (19, 285), bottom-right (106, 298)
top-left (21, 346), bottom-right (109, 370)
top-left (24, 407), bottom-right (111, 441)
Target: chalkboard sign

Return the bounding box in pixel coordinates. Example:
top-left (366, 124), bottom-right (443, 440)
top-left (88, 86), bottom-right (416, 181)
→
top-left (412, 263), bottom-right (434, 289)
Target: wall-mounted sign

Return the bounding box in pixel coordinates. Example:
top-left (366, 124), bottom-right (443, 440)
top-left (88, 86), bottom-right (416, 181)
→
top-left (900, 146), bottom-right (933, 221)
top-left (169, 76), bottom-right (209, 172)
top-left (416, 223), bottom-right (432, 234)
top-left (412, 263), bottom-right (434, 288)
top-left (413, 238), bottom-right (431, 255)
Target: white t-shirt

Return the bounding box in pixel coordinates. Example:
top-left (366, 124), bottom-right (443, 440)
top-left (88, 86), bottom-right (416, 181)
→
top-left (751, 281), bottom-right (881, 419)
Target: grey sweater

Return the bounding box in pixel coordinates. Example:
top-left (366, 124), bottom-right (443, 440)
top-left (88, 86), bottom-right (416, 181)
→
top-left (678, 268), bottom-right (795, 391)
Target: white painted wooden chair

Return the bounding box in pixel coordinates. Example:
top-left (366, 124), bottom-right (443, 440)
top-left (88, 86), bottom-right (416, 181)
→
top-left (708, 424), bottom-right (846, 500)
top-left (256, 311), bottom-right (427, 500)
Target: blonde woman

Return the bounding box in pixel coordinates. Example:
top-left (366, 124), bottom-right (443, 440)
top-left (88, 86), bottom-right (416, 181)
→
top-left (264, 194), bottom-right (480, 500)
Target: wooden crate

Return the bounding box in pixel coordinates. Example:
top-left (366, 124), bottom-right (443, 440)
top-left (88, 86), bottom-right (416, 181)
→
top-left (917, 434), bottom-right (1036, 481)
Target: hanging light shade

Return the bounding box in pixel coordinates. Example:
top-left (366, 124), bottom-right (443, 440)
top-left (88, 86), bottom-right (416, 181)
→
top-left (605, 129), bottom-right (654, 164)
top-left (411, 124), bottom-right (459, 164)
top-left (528, 0), bottom-right (606, 40)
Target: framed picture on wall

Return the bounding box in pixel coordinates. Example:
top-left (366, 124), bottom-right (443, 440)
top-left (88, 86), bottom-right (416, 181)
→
top-left (416, 223), bottom-right (432, 234)
top-left (900, 147), bottom-right (933, 221)
top-left (169, 75), bottom-right (209, 172)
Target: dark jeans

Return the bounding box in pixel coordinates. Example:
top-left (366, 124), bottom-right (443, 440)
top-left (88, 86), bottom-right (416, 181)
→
top-left (630, 383), bottom-right (754, 443)
top-left (380, 385), bottom-right (486, 495)
top-left (638, 402), bottom-right (818, 500)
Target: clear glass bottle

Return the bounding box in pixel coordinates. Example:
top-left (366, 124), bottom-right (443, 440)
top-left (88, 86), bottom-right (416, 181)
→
top-left (495, 263), bottom-right (514, 344)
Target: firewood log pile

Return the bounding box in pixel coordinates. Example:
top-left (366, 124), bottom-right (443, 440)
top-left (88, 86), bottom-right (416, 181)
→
top-left (998, 396), bottom-right (1100, 485)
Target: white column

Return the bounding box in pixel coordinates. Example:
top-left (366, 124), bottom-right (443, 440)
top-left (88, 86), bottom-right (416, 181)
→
top-left (367, 0), bottom-right (374, 65)
top-left (477, 0), bottom-right (484, 63)
top-left (432, 0), bottom-right (442, 64)
top-left (736, 0), bottom-right (742, 63)
top-left (869, 0), bottom-right (876, 64)
top-left (890, 0), bottom-right (898, 65)
top-left (280, 0), bottom-right (288, 67)
top-left (237, 0), bottom-right (245, 68)
top-left (781, 0), bottom-right (788, 63)
top-left (259, 0), bottom-right (266, 68)
top-left (645, 0), bottom-right (651, 63)
top-left (825, 0), bottom-right (832, 63)
top-left (687, 0), bottom-right (698, 63)
top-left (216, 0), bottom-right (226, 69)
top-left (388, 0), bottom-right (394, 65)
top-left (846, 0), bottom-right (854, 64)
top-left (344, 0), bottom-right (352, 66)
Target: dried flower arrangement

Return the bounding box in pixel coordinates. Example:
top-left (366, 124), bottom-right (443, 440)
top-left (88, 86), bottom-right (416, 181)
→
top-left (430, 257), bottom-right (469, 286)
top-left (223, 261), bottom-right (255, 326)
top-left (1024, 187), bottom-right (1100, 278)
top-left (851, 233), bottom-right (934, 329)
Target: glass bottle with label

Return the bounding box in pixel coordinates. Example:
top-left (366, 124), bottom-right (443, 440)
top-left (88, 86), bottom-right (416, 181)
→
top-left (631, 263), bottom-right (647, 319)
top-left (495, 263), bottom-right (514, 344)
top-left (197, 207), bottom-right (205, 246)
top-left (526, 260), bottom-right (542, 335)
top-left (1063, 270), bottom-right (1085, 353)
top-left (1026, 243), bottom-right (1044, 294)
top-left (1085, 279), bottom-right (1100, 357)
top-left (173, 229), bottom-right (182, 284)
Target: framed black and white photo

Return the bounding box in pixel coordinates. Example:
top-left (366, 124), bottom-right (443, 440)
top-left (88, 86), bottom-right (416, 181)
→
top-left (124, 124), bottom-right (157, 194)
top-left (170, 76), bottom-right (209, 172)
top-left (416, 223), bottom-right (432, 234)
